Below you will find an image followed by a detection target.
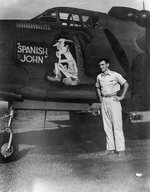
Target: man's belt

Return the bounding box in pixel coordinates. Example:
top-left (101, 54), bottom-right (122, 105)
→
top-left (101, 93), bottom-right (117, 98)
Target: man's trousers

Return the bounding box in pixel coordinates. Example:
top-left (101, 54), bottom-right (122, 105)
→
top-left (101, 97), bottom-right (125, 152)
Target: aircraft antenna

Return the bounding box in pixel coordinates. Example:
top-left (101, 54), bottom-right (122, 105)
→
top-left (143, 0), bottom-right (145, 10)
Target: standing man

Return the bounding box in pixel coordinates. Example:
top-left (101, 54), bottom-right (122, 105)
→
top-left (95, 58), bottom-right (129, 157)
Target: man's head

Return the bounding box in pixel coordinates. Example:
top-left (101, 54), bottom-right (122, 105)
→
top-left (98, 58), bottom-right (110, 73)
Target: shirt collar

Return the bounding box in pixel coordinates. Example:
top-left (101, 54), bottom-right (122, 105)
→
top-left (101, 69), bottom-right (111, 76)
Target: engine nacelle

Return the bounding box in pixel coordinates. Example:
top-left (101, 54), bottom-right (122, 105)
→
top-left (108, 7), bottom-right (139, 21)
top-left (136, 10), bottom-right (150, 28)
top-left (108, 7), bottom-right (150, 28)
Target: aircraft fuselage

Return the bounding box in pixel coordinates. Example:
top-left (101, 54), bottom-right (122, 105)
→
top-left (0, 7), bottom-right (145, 108)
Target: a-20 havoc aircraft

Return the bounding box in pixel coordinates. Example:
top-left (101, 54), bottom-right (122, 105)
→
top-left (0, 6), bottom-right (149, 162)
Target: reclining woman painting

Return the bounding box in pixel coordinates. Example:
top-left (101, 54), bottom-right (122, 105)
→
top-left (47, 38), bottom-right (80, 86)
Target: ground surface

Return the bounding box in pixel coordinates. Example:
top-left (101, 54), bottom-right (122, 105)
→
top-left (0, 140), bottom-right (150, 192)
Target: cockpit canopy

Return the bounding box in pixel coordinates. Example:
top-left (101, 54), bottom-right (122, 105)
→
top-left (32, 7), bottom-right (100, 29)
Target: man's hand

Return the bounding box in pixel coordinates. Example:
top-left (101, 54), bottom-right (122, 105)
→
top-left (99, 97), bottom-right (103, 103)
top-left (115, 96), bottom-right (124, 101)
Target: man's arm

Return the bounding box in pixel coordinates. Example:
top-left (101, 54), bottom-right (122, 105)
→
top-left (96, 87), bottom-right (102, 103)
top-left (117, 81), bottom-right (129, 101)
top-left (95, 76), bottom-right (102, 103)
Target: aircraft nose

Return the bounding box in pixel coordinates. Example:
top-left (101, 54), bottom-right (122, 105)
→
top-left (0, 20), bottom-right (15, 61)
top-left (0, 20), bottom-right (29, 89)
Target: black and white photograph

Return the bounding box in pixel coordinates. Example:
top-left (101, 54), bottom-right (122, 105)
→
top-left (0, 0), bottom-right (150, 191)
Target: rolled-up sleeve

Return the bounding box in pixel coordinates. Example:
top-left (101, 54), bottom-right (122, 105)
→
top-left (115, 73), bottom-right (126, 85)
top-left (95, 76), bottom-right (100, 88)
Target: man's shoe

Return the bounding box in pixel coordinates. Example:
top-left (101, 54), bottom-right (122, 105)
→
top-left (117, 151), bottom-right (125, 158)
top-left (99, 150), bottom-right (115, 156)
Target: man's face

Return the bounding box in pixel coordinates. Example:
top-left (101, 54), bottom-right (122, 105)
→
top-left (99, 60), bottom-right (109, 72)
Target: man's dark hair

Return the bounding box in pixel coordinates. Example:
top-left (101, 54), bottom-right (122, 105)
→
top-left (98, 58), bottom-right (110, 64)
